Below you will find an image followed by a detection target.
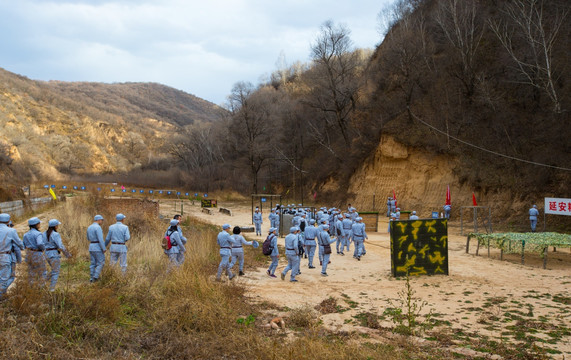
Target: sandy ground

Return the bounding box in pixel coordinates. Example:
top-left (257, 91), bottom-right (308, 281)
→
top-left (166, 199), bottom-right (571, 358)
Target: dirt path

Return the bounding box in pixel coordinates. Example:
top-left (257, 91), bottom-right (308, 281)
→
top-left (166, 200), bottom-right (571, 358)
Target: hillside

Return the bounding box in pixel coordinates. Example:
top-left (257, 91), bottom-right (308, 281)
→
top-left (0, 67), bottom-right (226, 198)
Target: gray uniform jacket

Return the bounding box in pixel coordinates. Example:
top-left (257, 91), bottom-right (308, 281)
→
top-left (43, 231), bottom-right (68, 259)
top-left (231, 234), bottom-right (252, 253)
top-left (0, 224), bottom-right (24, 265)
top-left (268, 233), bottom-right (279, 256)
top-left (87, 222), bottom-right (106, 252)
top-left (164, 230), bottom-right (185, 254)
top-left (253, 213), bottom-right (263, 224)
top-left (351, 223), bottom-right (367, 240)
top-left (105, 222), bottom-right (131, 253)
top-left (23, 228), bottom-right (45, 250)
top-left (317, 230), bottom-right (336, 246)
top-left (284, 233), bottom-right (299, 256)
top-left (304, 226), bottom-right (318, 245)
top-left (217, 231), bottom-right (237, 255)
top-left (529, 208), bottom-right (539, 220)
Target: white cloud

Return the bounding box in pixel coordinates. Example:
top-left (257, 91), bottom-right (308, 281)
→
top-left (0, 0), bottom-right (393, 105)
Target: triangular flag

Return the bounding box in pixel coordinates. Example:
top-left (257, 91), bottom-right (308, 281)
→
top-left (313, 191), bottom-right (317, 199)
top-left (445, 185), bottom-right (451, 206)
top-left (49, 187), bottom-right (57, 200)
top-left (472, 193), bottom-right (478, 206)
top-left (393, 189), bottom-right (397, 208)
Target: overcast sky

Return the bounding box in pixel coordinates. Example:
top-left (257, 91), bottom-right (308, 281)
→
top-left (0, 0), bottom-right (393, 105)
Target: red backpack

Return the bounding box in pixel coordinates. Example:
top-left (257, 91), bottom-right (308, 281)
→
top-left (162, 230), bottom-right (174, 250)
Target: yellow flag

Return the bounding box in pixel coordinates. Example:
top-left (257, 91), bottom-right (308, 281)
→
top-left (49, 188), bottom-right (57, 200)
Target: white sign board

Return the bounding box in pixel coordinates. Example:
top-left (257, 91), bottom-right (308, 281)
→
top-left (544, 197), bottom-right (571, 216)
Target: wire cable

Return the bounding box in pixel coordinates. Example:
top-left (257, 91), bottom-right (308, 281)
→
top-left (408, 108), bottom-right (571, 172)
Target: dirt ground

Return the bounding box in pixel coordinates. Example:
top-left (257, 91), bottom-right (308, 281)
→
top-left (169, 199), bottom-right (571, 358)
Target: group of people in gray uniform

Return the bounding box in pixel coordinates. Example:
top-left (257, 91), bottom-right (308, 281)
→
top-left (217, 205), bottom-right (368, 282)
top-left (0, 213), bottom-right (71, 297)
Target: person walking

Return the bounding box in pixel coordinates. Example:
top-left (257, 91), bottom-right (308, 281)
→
top-left (253, 208), bottom-right (263, 236)
top-left (351, 217), bottom-right (368, 261)
top-left (317, 224), bottom-right (336, 276)
top-left (174, 215), bottom-right (188, 264)
top-left (7, 220), bottom-right (22, 291)
top-left (304, 219), bottom-right (318, 269)
top-left (43, 219), bottom-right (71, 291)
top-left (266, 227), bottom-right (279, 278)
top-left (229, 226), bottom-right (257, 276)
top-left (105, 214), bottom-right (130, 274)
top-left (529, 205), bottom-right (540, 232)
top-left (164, 219), bottom-right (185, 266)
top-left (281, 227), bottom-right (300, 282)
top-left (0, 214), bottom-right (24, 298)
top-left (22, 217), bottom-right (46, 284)
top-left (87, 215), bottom-right (106, 283)
top-left (341, 213), bottom-right (353, 254)
top-left (216, 224), bottom-right (237, 281)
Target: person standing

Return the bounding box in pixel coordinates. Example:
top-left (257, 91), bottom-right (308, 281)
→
top-left (304, 219), bottom-right (318, 269)
top-left (43, 219), bottom-right (71, 291)
top-left (216, 224), bottom-right (237, 281)
top-left (164, 219), bottom-right (185, 266)
top-left (0, 214), bottom-right (24, 298)
top-left (266, 227), bottom-right (279, 278)
top-left (443, 204), bottom-right (451, 219)
top-left (229, 226), bottom-right (257, 276)
top-left (351, 217), bottom-right (368, 261)
top-left (390, 198), bottom-right (396, 213)
top-left (87, 215), bottom-right (106, 283)
top-left (173, 215), bottom-right (187, 264)
top-left (529, 205), bottom-right (540, 232)
top-left (387, 197), bottom-right (392, 217)
top-left (317, 224), bottom-right (336, 276)
top-left (409, 211), bottom-right (419, 220)
top-left (281, 226), bottom-right (300, 282)
top-left (6, 220), bottom-right (21, 291)
top-left (105, 214), bottom-right (130, 274)
top-left (22, 217), bottom-right (46, 284)
top-left (253, 208), bottom-right (263, 236)
top-left (395, 208), bottom-right (401, 220)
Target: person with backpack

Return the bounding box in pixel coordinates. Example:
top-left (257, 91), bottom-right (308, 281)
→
top-left (173, 215), bottom-right (187, 264)
top-left (351, 217), bottom-right (368, 261)
top-left (43, 219), bottom-right (71, 291)
top-left (229, 226), bottom-right (257, 276)
top-left (303, 219), bottom-right (318, 269)
top-left (164, 219), bottom-right (185, 266)
top-left (216, 224), bottom-right (238, 281)
top-left (281, 226), bottom-right (300, 282)
top-left (23, 217), bottom-right (46, 284)
top-left (265, 227), bottom-right (279, 278)
top-left (87, 215), bottom-right (106, 283)
top-left (318, 224), bottom-right (336, 276)
top-left (105, 214), bottom-right (130, 274)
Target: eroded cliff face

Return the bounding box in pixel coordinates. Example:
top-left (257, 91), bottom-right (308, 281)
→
top-left (347, 136), bottom-right (535, 227)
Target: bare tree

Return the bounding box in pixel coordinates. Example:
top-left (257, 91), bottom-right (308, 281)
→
top-left (306, 20), bottom-right (363, 148)
top-left (227, 82), bottom-right (276, 194)
top-left (490, 0), bottom-right (569, 113)
top-left (434, 0), bottom-right (486, 98)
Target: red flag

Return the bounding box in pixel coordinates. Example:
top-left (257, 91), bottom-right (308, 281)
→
top-left (472, 193), bottom-right (478, 206)
top-left (393, 189), bottom-right (397, 208)
top-left (313, 191), bottom-right (317, 200)
top-left (445, 185), bottom-right (451, 206)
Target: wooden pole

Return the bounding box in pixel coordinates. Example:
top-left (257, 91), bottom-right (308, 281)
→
top-left (543, 247), bottom-right (548, 269)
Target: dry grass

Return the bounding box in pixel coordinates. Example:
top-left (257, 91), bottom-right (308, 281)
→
top-left (0, 195), bottom-right (420, 359)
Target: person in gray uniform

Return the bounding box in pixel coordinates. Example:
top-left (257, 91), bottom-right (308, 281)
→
top-left (304, 219), bottom-right (318, 269)
top-left (529, 205), bottom-right (540, 232)
top-left (409, 211), bottom-right (419, 220)
top-left (87, 215), bottom-right (106, 282)
top-left (266, 227), bottom-right (279, 278)
top-left (0, 214), bottom-right (24, 297)
top-left (216, 224), bottom-right (237, 281)
top-left (351, 217), bottom-right (368, 261)
top-left (174, 215), bottom-right (187, 264)
top-left (281, 226), bottom-right (300, 282)
top-left (341, 213), bottom-right (353, 254)
top-left (23, 217), bottom-right (46, 284)
top-left (7, 220), bottom-right (22, 292)
top-left (43, 219), bottom-right (71, 291)
top-left (317, 224), bottom-right (336, 276)
top-left (443, 204), bottom-right (451, 219)
top-left (229, 226), bottom-right (257, 276)
top-left (164, 219), bottom-right (185, 266)
top-left (105, 214), bottom-right (130, 274)
top-left (390, 198), bottom-right (396, 213)
top-left (253, 209), bottom-right (263, 236)
top-left (395, 208), bottom-right (401, 220)
top-left (387, 197), bottom-right (392, 217)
